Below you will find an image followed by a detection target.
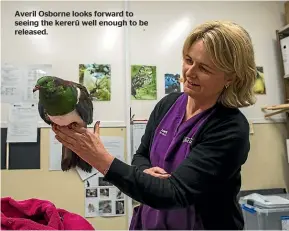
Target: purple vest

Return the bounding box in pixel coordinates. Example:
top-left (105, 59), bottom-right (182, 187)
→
top-left (130, 93), bottom-right (216, 230)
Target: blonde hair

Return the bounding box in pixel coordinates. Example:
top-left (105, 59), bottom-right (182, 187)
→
top-left (182, 20), bottom-right (257, 108)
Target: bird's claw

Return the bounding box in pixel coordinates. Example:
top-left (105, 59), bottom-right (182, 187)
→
top-left (68, 122), bottom-right (78, 129)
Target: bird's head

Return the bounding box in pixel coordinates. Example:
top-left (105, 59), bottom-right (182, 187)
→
top-left (33, 76), bottom-right (56, 93)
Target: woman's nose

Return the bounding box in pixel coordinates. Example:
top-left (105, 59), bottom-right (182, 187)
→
top-left (186, 64), bottom-right (197, 77)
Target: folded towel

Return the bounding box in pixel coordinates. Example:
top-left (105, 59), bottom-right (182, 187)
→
top-left (1, 197), bottom-right (95, 230)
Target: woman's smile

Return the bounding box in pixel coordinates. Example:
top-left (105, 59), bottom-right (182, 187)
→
top-left (185, 79), bottom-right (200, 89)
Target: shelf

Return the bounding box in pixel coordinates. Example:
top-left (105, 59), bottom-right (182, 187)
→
top-left (277, 24), bottom-right (289, 35)
top-left (265, 21), bottom-right (289, 120)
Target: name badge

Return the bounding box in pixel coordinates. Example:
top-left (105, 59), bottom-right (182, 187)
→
top-left (183, 137), bottom-right (194, 144)
top-left (159, 129), bottom-right (168, 136)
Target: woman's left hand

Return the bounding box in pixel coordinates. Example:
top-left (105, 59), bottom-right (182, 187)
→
top-left (52, 121), bottom-right (109, 164)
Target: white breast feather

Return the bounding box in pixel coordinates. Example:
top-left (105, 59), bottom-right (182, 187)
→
top-left (48, 87), bottom-right (85, 126)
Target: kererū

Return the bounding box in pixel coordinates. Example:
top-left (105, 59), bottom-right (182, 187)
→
top-left (33, 76), bottom-right (94, 172)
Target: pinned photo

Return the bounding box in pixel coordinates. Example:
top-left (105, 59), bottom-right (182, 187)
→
top-left (131, 65), bottom-right (157, 100)
top-left (88, 203), bottom-right (95, 213)
top-left (79, 63), bottom-right (111, 101)
top-left (164, 73), bottom-right (181, 94)
top-left (85, 197), bottom-right (98, 218)
top-left (86, 188), bottom-right (98, 197)
top-left (116, 189), bottom-right (124, 199)
top-left (99, 177), bottom-right (113, 187)
top-left (99, 188), bottom-right (110, 199)
top-left (85, 174), bottom-right (98, 188)
top-left (115, 200), bottom-right (125, 215)
top-left (99, 200), bottom-right (112, 214)
top-left (253, 66), bottom-right (266, 95)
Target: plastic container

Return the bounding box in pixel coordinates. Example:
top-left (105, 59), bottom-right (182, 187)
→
top-left (239, 194), bottom-right (289, 230)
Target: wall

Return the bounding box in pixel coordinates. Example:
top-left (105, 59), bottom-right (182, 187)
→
top-left (1, 127), bottom-right (128, 230)
top-left (2, 124), bottom-right (289, 230)
top-left (1, 1), bottom-right (286, 125)
top-left (1, 0), bottom-right (127, 128)
top-left (242, 123), bottom-right (289, 191)
top-left (128, 1), bottom-right (286, 123)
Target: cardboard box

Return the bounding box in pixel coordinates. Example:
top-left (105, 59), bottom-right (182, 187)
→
top-left (285, 1), bottom-right (289, 25)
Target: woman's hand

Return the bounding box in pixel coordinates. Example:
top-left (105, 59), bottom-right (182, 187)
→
top-left (143, 167), bottom-right (171, 179)
top-left (52, 121), bottom-right (114, 174)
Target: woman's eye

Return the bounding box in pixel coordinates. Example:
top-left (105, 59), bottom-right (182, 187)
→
top-left (200, 66), bottom-right (210, 73)
top-left (186, 59), bottom-right (192, 64)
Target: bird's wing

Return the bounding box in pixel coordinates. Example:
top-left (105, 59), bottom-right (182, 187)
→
top-left (38, 103), bottom-right (52, 125)
top-left (70, 82), bottom-right (94, 173)
top-left (74, 83), bottom-right (94, 125)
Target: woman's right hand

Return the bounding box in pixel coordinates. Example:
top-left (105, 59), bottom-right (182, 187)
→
top-left (143, 167), bottom-right (171, 179)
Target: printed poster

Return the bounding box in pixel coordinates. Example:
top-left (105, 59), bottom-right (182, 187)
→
top-left (1, 63), bottom-right (23, 103)
top-left (79, 63), bottom-right (111, 101)
top-left (253, 66), bottom-right (266, 95)
top-left (164, 73), bottom-right (181, 94)
top-left (131, 65), bottom-right (157, 100)
top-left (84, 174), bottom-right (126, 217)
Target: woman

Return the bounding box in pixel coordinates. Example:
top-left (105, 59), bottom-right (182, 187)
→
top-left (53, 20), bottom-right (256, 230)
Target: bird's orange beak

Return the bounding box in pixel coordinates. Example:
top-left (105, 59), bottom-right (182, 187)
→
top-left (33, 85), bottom-right (40, 92)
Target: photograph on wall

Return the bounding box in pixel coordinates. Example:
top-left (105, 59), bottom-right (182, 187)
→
top-left (116, 189), bottom-right (124, 200)
top-left (85, 187), bottom-right (98, 218)
top-left (99, 188), bottom-right (110, 199)
top-left (164, 73), bottom-right (181, 94)
top-left (253, 66), bottom-right (266, 95)
top-left (99, 200), bottom-right (112, 215)
top-left (99, 176), bottom-right (114, 186)
top-left (84, 174), bottom-right (126, 218)
top-left (79, 63), bottom-right (111, 101)
top-left (115, 200), bottom-right (125, 215)
top-left (84, 174), bottom-right (98, 187)
top-left (131, 65), bottom-right (157, 100)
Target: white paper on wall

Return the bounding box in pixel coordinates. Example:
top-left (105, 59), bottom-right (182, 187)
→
top-left (131, 123), bottom-right (147, 155)
top-left (101, 136), bottom-right (125, 161)
top-left (49, 129), bottom-right (62, 171)
top-left (6, 103), bottom-right (38, 143)
top-left (84, 173), bottom-right (126, 218)
top-left (76, 167), bottom-right (98, 181)
top-left (1, 63), bottom-right (23, 103)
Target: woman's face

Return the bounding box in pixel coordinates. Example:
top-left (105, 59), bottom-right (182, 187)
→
top-left (182, 40), bottom-right (232, 102)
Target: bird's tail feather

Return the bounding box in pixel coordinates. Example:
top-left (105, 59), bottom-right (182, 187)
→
top-left (61, 145), bottom-right (77, 171)
top-left (61, 122), bottom-right (93, 173)
top-left (76, 156), bottom-right (93, 173)
top-left (61, 145), bottom-right (93, 173)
